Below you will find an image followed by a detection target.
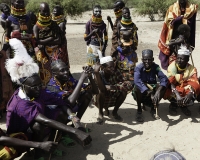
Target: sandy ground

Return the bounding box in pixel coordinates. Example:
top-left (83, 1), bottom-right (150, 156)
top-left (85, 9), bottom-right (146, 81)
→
top-left (1, 9), bottom-right (200, 160)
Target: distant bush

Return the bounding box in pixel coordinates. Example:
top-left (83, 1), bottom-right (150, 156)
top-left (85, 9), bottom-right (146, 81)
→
top-left (136, 0), bottom-right (200, 21)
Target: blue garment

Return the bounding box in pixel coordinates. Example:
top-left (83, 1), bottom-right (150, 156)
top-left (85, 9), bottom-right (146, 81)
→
top-left (134, 62), bottom-right (168, 93)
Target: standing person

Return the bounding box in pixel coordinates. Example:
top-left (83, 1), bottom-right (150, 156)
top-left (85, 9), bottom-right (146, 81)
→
top-left (84, 5), bottom-right (108, 66)
top-left (52, 5), bottom-right (70, 68)
top-left (5, 38), bottom-right (92, 159)
top-left (116, 7), bottom-right (138, 60)
top-left (33, 2), bottom-right (62, 86)
top-left (0, 3), bottom-right (10, 30)
top-left (133, 49), bottom-right (168, 122)
top-left (108, 0), bottom-right (125, 57)
top-left (158, 0), bottom-right (198, 70)
top-left (164, 45), bottom-right (200, 116)
top-left (93, 56), bottom-right (133, 124)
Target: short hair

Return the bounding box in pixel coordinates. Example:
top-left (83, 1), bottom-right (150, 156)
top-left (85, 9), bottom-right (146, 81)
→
top-left (178, 24), bottom-right (190, 35)
top-left (93, 5), bottom-right (101, 10)
top-left (113, 0), bottom-right (125, 9)
top-left (51, 59), bottom-right (66, 71)
top-left (0, 3), bottom-right (10, 12)
top-left (142, 49), bottom-right (153, 57)
top-left (122, 7), bottom-right (130, 12)
top-left (53, 5), bottom-right (64, 15)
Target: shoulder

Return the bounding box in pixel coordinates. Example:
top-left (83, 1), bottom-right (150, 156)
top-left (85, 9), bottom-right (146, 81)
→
top-left (135, 63), bottom-right (144, 70)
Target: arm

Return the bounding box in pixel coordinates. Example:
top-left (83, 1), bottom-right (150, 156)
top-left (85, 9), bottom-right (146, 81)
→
top-left (93, 63), bottom-right (107, 93)
top-left (102, 27), bottom-right (108, 57)
top-left (34, 113), bottom-right (92, 146)
top-left (88, 75), bottom-right (99, 95)
top-left (107, 16), bottom-right (113, 31)
top-left (171, 83), bottom-right (183, 106)
top-left (116, 23), bottom-right (121, 46)
top-left (0, 136), bottom-right (57, 152)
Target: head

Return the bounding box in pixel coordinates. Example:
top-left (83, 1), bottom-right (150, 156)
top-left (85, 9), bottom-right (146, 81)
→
top-left (11, 0), bottom-right (25, 9)
top-left (51, 60), bottom-right (70, 82)
top-left (93, 5), bottom-right (101, 17)
top-left (141, 49), bottom-right (154, 69)
top-left (52, 5), bottom-right (64, 16)
top-left (113, 0), bottom-right (125, 12)
top-left (100, 56), bottom-right (115, 75)
top-left (21, 74), bottom-right (42, 99)
top-left (0, 3), bottom-right (10, 16)
top-left (122, 7), bottom-right (130, 19)
top-left (178, 0), bottom-right (188, 12)
top-left (39, 2), bottom-right (50, 17)
top-left (27, 11), bottom-right (37, 24)
top-left (176, 45), bottom-right (190, 69)
top-left (178, 24), bottom-right (190, 39)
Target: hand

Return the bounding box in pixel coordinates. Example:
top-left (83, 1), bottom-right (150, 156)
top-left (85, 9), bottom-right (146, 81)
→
top-left (74, 129), bottom-right (92, 146)
top-left (144, 89), bottom-right (152, 97)
top-left (107, 16), bottom-right (111, 22)
top-left (39, 141), bottom-right (58, 152)
top-left (182, 92), bottom-right (193, 106)
top-left (151, 91), bottom-right (160, 106)
top-left (82, 66), bottom-right (93, 77)
top-left (94, 63), bottom-right (101, 73)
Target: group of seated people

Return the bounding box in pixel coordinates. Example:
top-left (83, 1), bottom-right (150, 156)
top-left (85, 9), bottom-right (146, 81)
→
top-left (0, 0), bottom-right (199, 159)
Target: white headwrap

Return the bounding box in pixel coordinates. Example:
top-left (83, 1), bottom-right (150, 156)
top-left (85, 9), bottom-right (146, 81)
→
top-left (5, 38), bottom-right (39, 84)
top-left (178, 44), bottom-right (191, 56)
top-left (100, 56), bottom-right (113, 64)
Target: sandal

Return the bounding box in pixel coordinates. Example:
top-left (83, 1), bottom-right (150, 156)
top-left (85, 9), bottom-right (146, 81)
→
top-left (169, 104), bottom-right (177, 115)
top-left (136, 112), bottom-right (144, 122)
top-left (112, 113), bottom-right (123, 122)
top-left (181, 107), bottom-right (191, 116)
top-left (61, 135), bottom-right (76, 148)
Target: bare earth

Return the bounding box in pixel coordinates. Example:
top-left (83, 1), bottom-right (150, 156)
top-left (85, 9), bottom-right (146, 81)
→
top-left (1, 9), bottom-right (200, 160)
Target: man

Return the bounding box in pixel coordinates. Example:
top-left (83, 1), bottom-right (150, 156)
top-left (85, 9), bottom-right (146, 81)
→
top-left (0, 3), bottom-right (10, 30)
top-left (133, 49), bottom-right (168, 122)
top-left (33, 2), bottom-right (62, 85)
top-left (164, 45), bottom-right (200, 116)
top-left (84, 5), bottom-right (107, 65)
top-left (5, 38), bottom-right (92, 159)
top-left (158, 0), bottom-right (198, 70)
top-left (46, 59), bottom-right (98, 121)
top-left (94, 56), bottom-right (133, 124)
top-left (108, 0), bottom-right (125, 57)
top-left (0, 129), bottom-right (57, 160)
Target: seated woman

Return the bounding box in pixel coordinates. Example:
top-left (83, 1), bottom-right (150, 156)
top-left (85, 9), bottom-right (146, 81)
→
top-left (133, 49), bottom-right (168, 122)
top-left (164, 45), bottom-right (200, 116)
top-left (5, 38), bottom-right (92, 160)
top-left (46, 59), bottom-right (98, 121)
top-left (0, 128), bottom-right (57, 160)
top-left (93, 56), bottom-right (133, 124)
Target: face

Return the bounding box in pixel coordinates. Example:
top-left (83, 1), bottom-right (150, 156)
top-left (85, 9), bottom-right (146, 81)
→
top-left (142, 54), bottom-right (154, 69)
top-left (122, 8), bottom-right (130, 19)
top-left (104, 61), bottom-right (115, 75)
top-left (12, 0), bottom-right (24, 9)
top-left (54, 63), bottom-right (70, 81)
top-left (179, 0), bottom-right (188, 12)
top-left (39, 3), bottom-right (50, 17)
top-left (3, 6), bottom-right (10, 16)
top-left (93, 7), bottom-right (101, 17)
top-left (176, 54), bottom-right (189, 69)
top-left (23, 74), bottom-right (42, 98)
top-left (52, 7), bottom-right (62, 16)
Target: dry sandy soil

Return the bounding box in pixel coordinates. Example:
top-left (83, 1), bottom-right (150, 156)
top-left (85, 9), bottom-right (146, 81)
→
top-left (0, 9), bottom-right (200, 160)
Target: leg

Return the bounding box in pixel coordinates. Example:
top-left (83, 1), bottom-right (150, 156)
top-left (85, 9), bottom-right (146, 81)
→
top-left (134, 87), bottom-right (144, 122)
top-left (96, 92), bottom-right (105, 124)
top-left (112, 90), bottom-right (127, 121)
top-left (76, 91), bottom-right (92, 119)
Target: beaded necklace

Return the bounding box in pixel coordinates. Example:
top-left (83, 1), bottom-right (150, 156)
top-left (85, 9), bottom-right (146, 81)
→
top-left (176, 63), bottom-right (186, 71)
top-left (114, 9), bottom-right (122, 18)
top-left (121, 17), bottom-right (133, 25)
top-left (91, 15), bottom-right (102, 24)
top-left (52, 14), bottom-right (65, 24)
top-left (11, 5), bottom-right (26, 16)
top-left (36, 13), bottom-right (52, 28)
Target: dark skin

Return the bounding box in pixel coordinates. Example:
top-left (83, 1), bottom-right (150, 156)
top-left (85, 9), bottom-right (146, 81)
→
top-left (0, 0), bottom-right (33, 54)
top-left (0, 4), bottom-right (10, 30)
top-left (94, 61), bottom-right (126, 124)
top-left (33, 2), bottom-right (61, 46)
top-left (84, 7), bottom-right (108, 56)
top-left (179, 0), bottom-right (188, 15)
top-left (135, 53), bottom-right (166, 122)
top-left (0, 136), bottom-right (57, 153)
top-left (22, 74), bottom-right (92, 146)
top-left (52, 62), bottom-right (98, 120)
top-left (171, 54), bottom-right (193, 107)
